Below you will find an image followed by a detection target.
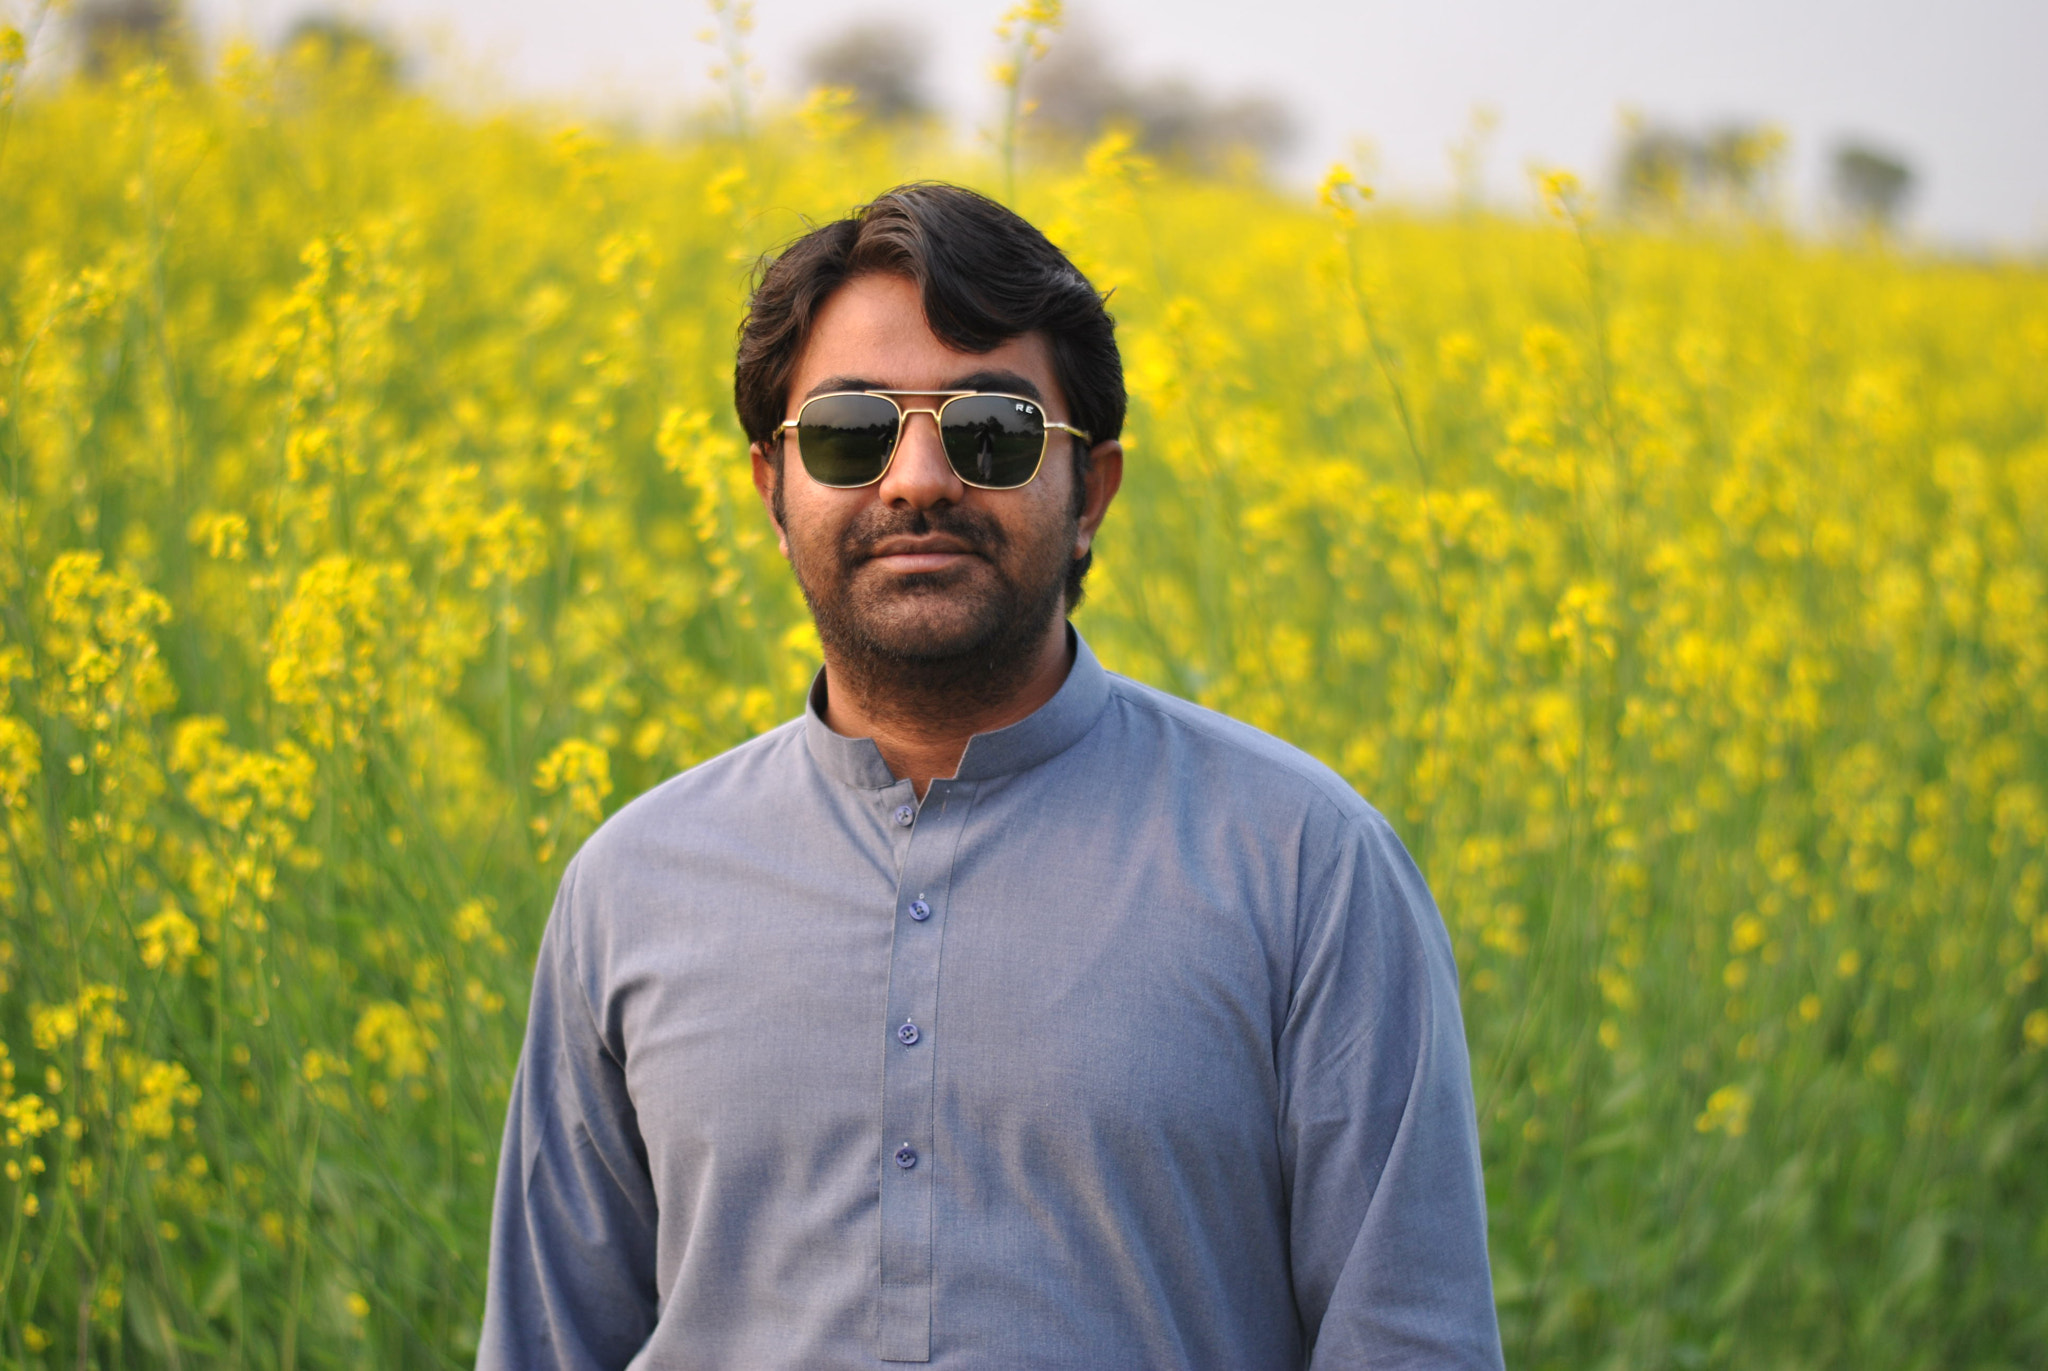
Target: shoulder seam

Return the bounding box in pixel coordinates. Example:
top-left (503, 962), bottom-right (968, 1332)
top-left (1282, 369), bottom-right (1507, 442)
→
top-left (1104, 677), bottom-right (1370, 819)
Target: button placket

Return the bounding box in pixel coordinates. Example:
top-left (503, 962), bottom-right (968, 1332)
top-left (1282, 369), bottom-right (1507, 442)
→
top-left (875, 780), bottom-right (973, 1364)
top-left (884, 786), bottom-right (920, 872)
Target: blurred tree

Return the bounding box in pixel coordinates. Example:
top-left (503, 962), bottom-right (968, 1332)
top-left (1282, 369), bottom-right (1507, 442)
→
top-left (800, 19), bottom-right (930, 124)
top-left (73, 0), bottom-right (187, 77)
top-left (1615, 115), bottom-right (1784, 220)
top-left (1615, 117), bottom-right (1697, 217)
top-left (1023, 22), bottom-right (1293, 176)
top-left (281, 13), bottom-right (405, 86)
top-left (1700, 124), bottom-right (1785, 215)
top-left (1023, 24), bottom-right (1121, 144)
top-left (1832, 141), bottom-right (1914, 232)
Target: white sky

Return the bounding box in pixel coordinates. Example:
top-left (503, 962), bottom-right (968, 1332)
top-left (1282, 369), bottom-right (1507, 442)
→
top-left (157, 0), bottom-right (2048, 249)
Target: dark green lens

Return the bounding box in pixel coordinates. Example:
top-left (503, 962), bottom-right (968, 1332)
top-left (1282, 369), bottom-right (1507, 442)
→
top-left (940, 394), bottom-right (1046, 488)
top-left (795, 393), bottom-right (901, 486)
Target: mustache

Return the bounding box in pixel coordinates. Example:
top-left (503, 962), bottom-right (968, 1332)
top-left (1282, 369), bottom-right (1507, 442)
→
top-left (840, 505), bottom-right (1009, 567)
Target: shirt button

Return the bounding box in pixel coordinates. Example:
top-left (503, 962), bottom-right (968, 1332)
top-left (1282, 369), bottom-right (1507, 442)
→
top-left (894, 804), bottom-right (915, 827)
top-left (896, 1021), bottom-right (920, 1045)
top-left (908, 899), bottom-right (931, 921)
top-left (894, 1145), bottom-right (918, 1170)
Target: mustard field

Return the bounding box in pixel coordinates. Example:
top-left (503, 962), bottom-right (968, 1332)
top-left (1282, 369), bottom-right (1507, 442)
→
top-left (2, 50), bottom-right (2045, 1370)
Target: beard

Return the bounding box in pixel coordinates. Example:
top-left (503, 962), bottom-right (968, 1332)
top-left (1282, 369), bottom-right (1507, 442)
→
top-left (780, 490), bottom-right (1075, 727)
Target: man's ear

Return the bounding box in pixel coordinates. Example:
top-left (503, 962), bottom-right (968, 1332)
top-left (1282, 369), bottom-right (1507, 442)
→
top-left (1073, 438), bottom-right (1124, 561)
top-left (750, 441), bottom-right (790, 559)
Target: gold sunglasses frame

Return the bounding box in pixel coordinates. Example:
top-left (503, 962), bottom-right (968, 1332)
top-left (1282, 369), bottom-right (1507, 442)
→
top-left (778, 390), bottom-right (1092, 491)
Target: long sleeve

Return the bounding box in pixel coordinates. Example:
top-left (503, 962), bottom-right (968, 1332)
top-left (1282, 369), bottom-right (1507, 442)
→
top-left (478, 856), bottom-right (660, 1369)
top-left (1280, 808), bottom-right (1505, 1370)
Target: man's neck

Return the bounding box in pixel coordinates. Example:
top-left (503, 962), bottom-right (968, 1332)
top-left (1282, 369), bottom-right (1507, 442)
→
top-left (820, 619), bottom-right (1075, 798)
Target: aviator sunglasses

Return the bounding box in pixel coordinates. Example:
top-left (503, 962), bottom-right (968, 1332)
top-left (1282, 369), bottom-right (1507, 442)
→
top-left (780, 391), bottom-right (1092, 490)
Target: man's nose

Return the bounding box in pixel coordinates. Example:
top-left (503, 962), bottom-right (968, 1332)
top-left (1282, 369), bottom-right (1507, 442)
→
top-left (876, 410), bottom-right (966, 509)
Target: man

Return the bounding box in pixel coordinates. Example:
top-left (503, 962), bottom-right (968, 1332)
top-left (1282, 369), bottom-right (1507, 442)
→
top-left (480, 183), bottom-right (1503, 1370)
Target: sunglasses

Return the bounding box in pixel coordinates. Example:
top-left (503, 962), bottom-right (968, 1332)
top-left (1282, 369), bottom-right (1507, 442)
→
top-left (779, 391), bottom-right (1092, 490)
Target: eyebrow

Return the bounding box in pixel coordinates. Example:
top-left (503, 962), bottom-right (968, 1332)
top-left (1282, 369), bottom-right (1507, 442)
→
top-left (801, 371), bottom-right (1046, 403)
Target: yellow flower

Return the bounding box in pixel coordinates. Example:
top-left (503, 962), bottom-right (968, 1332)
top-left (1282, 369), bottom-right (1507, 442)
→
top-left (301, 1050), bottom-right (351, 1083)
top-left (264, 557), bottom-right (416, 751)
top-left (31, 985), bottom-right (126, 1071)
top-left (354, 1002), bottom-right (434, 1080)
top-left (137, 907), bottom-right (201, 973)
top-left (1695, 1084), bottom-right (1753, 1137)
top-left (795, 86), bottom-right (858, 141)
top-left (188, 510), bottom-right (251, 561)
top-left (1083, 128), bottom-right (1156, 189)
top-left (2021, 1010), bottom-right (2046, 1050)
top-left (123, 1060), bottom-right (200, 1141)
top-left (533, 738), bottom-right (613, 826)
top-left (0, 714), bottom-right (40, 811)
top-left (452, 899), bottom-right (502, 949)
top-left (2, 1093), bottom-right (59, 1145)
top-left (39, 553), bottom-right (177, 734)
top-left (1536, 167), bottom-right (1584, 219)
top-left (994, 0), bottom-right (1064, 53)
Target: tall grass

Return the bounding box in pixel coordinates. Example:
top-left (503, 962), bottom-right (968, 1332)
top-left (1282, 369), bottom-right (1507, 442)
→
top-left (1, 49), bottom-right (2044, 1369)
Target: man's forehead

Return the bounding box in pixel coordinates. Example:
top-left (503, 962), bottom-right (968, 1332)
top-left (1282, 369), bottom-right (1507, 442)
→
top-left (790, 273), bottom-right (1057, 398)
top-left (799, 370), bottom-right (1047, 403)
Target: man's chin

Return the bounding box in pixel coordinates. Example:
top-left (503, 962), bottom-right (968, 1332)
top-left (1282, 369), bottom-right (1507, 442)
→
top-left (844, 602), bottom-right (1010, 663)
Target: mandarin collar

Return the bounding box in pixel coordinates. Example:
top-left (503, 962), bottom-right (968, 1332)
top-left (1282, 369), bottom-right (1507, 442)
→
top-left (802, 627), bottom-right (1112, 791)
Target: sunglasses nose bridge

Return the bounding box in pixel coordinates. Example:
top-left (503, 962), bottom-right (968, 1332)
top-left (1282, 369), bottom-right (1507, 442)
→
top-left (890, 404), bottom-right (954, 463)
top-left (876, 402), bottom-right (964, 500)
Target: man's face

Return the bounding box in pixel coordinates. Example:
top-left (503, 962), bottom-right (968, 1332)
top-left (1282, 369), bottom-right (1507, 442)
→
top-left (752, 272), bottom-right (1118, 674)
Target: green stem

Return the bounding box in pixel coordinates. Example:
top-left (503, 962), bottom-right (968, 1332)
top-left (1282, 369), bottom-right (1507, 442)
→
top-left (278, 1106), bottom-right (322, 1371)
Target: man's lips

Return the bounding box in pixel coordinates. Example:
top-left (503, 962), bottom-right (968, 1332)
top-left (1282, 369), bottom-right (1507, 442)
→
top-left (860, 536), bottom-right (981, 573)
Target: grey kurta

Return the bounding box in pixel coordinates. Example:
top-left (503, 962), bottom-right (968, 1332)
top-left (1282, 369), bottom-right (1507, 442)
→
top-left (479, 633), bottom-right (1503, 1370)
